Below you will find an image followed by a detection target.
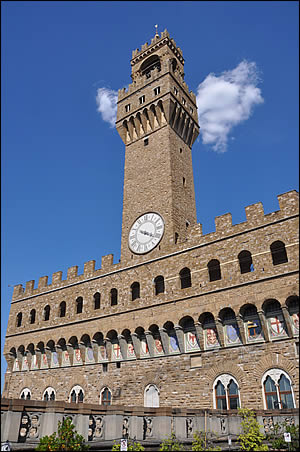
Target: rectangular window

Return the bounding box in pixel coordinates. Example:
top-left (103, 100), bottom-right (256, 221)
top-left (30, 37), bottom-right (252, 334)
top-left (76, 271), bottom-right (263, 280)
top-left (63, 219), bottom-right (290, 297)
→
top-left (190, 107), bottom-right (193, 114)
top-left (139, 95), bottom-right (145, 104)
top-left (144, 137), bottom-right (149, 146)
top-left (174, 87), bottom-right (178, 95)
top-left (182, 97), bottom-right (186, 105)
top-left (125, 104), bottom-right (130, 112)
top-left (103, 363), bottom-right (108, 372)
top-left (154, 86), bottom-right (160, 96)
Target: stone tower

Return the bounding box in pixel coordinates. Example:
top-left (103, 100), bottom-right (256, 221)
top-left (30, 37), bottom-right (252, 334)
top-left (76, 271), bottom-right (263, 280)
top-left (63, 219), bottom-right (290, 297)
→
top-left (116, 29), bottom-right (200, 263)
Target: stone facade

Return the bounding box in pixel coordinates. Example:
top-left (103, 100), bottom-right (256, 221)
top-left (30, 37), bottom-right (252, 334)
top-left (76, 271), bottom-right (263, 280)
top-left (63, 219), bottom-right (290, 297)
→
top-left (2, 30), bottom-right (299, 419)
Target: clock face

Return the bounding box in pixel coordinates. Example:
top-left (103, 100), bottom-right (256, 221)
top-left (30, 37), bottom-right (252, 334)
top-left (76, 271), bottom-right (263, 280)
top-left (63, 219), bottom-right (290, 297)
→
top-left (128, 212), bottom-right (164, 254)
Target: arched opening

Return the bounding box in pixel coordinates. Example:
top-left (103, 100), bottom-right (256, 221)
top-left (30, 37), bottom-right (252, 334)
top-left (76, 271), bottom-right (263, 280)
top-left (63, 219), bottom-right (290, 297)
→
top-left (270, 241), bottom-right (288, 265)
top-left (76, 297), bottom-right (83, 314)
top-left (154, 275), bottom-right (165, 295)
top-left (238, 250), bottom-right (253, 274)
top-left (131, 282), bottom-right (140, 301)
top-left (29, 309), bottom-right (36, 324)
top-left (59, 301), bottom-right (66, 318)
top-left (111, 288), bottom-right (118, 306)
top-left (208, 260), bottom-right (221, 282)
top-left (43, 305), bottom-right (50, 321)
top-left (16, 312), bottom-right (22, 327)
top-left (179, 267), bottom-right (191, 289)
top-left (100, 387), bottom-right (112, 406)
top-left (140, 55), bottom-right (161, 78)
top-left (94, 292), bottom-right (101, 310)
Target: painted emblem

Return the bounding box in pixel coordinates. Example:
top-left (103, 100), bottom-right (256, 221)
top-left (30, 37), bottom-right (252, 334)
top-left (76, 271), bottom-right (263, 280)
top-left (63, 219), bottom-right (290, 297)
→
top-left (247, 320), bottom-right (262, 340)
top-left (127, 343), bottom-right (135, 357)
top-left (185, 331), bottom-right (199, 351)
top-left (206, 328), bottom-right (218, 347)
top-left (52, 352), bottom-right (58, 365)
top-left (270, 316), bottom-right (284, 336)
top-left (99, 345), bottom-right (107, 360)
top-left (292, 313), bottom-right (299, 331)
top-left (75, 349), bottom-right (81, 362)
top-left (87, 347), bottom-right (94, 361)
top-left (155, 338), bottom-right (163, 354)
top-left (226, 324), bottom-right (240, 343)
top-left (112, 343), bottom-right (121, 359)
top-left (140, 338), bottom-right (149, 356)
top-left (169, 335), bottom-right (179, 352)
top-left (14, 358), bottom-right (20, 371)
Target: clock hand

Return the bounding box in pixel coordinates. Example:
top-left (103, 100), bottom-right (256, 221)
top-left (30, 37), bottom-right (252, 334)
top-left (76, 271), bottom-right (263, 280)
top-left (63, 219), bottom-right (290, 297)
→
top-left (140, 229), bottom-right (154, 237)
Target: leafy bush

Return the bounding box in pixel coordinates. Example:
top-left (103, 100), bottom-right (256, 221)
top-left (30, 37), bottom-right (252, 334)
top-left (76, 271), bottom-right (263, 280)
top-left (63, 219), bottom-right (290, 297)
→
top-left (238, 408), bottom-right (268, 451)
top-left (112, 440), bottom-right (145, 451)
top-left (266, 420), bottom-right (299, 451)
top-left (159, 433), bottom-right (186, 451)
top-left (191, 431), bottom-right (221, 451)
top-left (36, 417), bottom-right (89, 451)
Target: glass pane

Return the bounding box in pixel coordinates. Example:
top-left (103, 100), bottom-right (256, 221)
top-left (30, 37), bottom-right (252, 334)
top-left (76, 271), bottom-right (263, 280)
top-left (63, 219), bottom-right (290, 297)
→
top-left (266, 393), bottom-right (279, 409)
top-left (279, 374), bottom-right (291, 392)
top-left (216, 381), bottom-right (226, 396)
top-left (281, 392), bottom-right (294, 409)
top-left (228, 380), bottom-right (238, 395)
top-left (71, 391), bottom-right (76, 402)
top-left (265, 376), bottom-right (276, 392)
top-left (217, 397), bottom-right (227, 410)
top-left (229, 397), bottom-right (239, 409)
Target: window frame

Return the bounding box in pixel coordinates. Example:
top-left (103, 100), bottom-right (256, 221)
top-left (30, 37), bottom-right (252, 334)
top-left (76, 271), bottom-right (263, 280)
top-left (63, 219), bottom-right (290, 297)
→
top-left (262, 369), bottom-right (295, 410)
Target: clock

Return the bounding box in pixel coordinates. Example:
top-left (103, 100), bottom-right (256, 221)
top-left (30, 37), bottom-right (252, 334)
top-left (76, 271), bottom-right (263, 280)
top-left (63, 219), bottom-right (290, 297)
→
top-left (128, 212), bottom-right (165, 254)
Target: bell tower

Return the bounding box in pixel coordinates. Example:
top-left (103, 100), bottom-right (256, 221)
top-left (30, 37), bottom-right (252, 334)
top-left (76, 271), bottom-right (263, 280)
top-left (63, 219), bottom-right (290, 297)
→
top-left (116, 29), bottom-right (199, 263)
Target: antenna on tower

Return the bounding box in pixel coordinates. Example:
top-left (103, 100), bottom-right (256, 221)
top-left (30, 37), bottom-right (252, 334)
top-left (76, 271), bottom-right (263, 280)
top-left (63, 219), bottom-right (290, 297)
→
top-left (155, 24), bottom-right (159, 36)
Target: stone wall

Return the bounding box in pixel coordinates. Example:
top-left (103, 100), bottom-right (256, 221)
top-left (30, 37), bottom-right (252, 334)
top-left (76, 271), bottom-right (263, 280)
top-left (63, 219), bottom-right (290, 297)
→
top-left (1, 398), bottom-right (298, 449)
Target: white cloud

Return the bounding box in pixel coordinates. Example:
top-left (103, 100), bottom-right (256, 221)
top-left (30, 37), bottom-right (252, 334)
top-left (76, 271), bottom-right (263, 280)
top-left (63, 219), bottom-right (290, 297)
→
top-left (196, 60), bottom-right (264, 152)
top-left (96, 87), bottom-right (118, 127)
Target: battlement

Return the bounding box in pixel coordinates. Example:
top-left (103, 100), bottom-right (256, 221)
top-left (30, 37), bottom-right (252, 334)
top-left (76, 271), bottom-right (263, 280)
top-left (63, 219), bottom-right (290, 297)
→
top-left (11, 190), bottom-right (298, 302)
top-left (131, 29), bottom-right (183, 61)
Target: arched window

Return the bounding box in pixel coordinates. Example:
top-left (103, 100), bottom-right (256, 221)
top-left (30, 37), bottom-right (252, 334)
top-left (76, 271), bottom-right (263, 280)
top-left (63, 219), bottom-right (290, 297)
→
top-left (179, 267), bottom-right (191, 289)
top-left (94, 292), bottom-right (101, 310)
top-left (131, 282), bottom-right (140, 301)
top-left (20, 388), bottom-right (31, 400)
top-left (140, 55), bottom-right (161, 78)
top-left (213, 375), bottom-right (240, 410)
top-left (43, 305), bottom-right (50, 321)
top-left (111, 288), bottom-right (118, 306)
top-left (270, 241), bottom-right (288, 265)
top-left (262, 369), bottom-right (295, 409)
top-left (59, 301), bottom-right (66, 317)
top-left (43, 387), bottom-right (56, 401)
top-left (144, 384), bottom-right (159, 407)
top-left (154, 276), bottom-right (165, 295)
top-left (215, 381), bottom-right (226, 409)
top-left (100, 387), bottom-right (112, 406)
top-left (69, 385), bottom-right (84, 403)
top-left (16, 312), bottom-right (22, 327)
top-left (76, 297), bottom-right (83, 314)
top-left (238, 250), bottom-right (253, 274)
top-left (29, 309), bottom-right (36, 324)
top-left (208, 260), bottom-right (221, 282)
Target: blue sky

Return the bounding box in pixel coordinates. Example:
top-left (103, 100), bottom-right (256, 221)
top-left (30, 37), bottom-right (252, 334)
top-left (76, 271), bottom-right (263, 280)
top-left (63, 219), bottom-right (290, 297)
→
top-left (1, 1), bottom-right (299, 391)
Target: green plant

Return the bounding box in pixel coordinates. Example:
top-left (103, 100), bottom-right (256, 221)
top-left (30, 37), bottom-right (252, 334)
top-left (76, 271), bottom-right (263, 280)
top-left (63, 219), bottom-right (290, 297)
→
top-left (191, 430), bottom-right (221, 451)
top-left (266, 420), bottom-right (299, 451)
top-left (112, 440), bottom-right (145, 451)
top-left (36, 417), bottom-right (90, 451)
top-left (159, 433), bottom-right (186, 451)
top-left (238, 408), bottom-right (268, 451)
